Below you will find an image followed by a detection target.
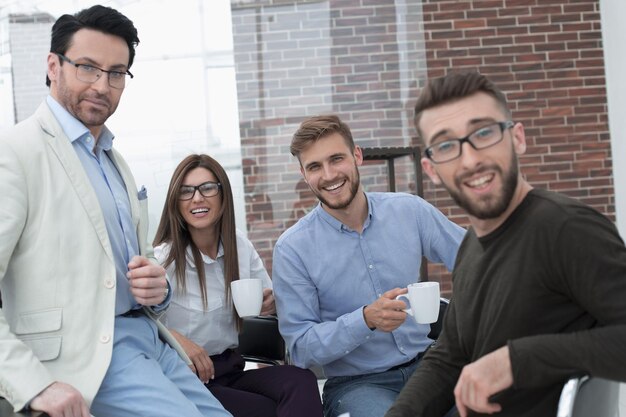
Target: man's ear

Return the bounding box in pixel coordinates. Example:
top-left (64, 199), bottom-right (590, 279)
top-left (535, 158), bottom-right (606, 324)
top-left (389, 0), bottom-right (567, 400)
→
top-left (421, 157), bottom-right (442, 185)
top-left (299, 165), bottom-right (311, 186)
top-left (47, 53), bottom-right (59, 84)
top-left (512, 122), bottom-right (527, 156)
top-left (354, 145), bottom-right (363, 166)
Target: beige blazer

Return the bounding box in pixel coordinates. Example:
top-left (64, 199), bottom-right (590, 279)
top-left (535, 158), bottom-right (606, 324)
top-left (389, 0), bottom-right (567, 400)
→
top-left (0, 102), bottom-right (188, 411)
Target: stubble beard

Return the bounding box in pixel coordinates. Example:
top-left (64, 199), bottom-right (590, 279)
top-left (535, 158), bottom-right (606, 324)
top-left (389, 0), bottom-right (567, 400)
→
top-left (444, 151), bottom-right (519, 220)
top-left (314, 167), bottom-right (361, 210)
top-left (56, 70), bottom-right (116, 129)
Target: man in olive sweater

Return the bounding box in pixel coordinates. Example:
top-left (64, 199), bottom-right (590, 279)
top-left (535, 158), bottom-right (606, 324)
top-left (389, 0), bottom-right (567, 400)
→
top-left (386, 71), bottom-right (626, 417)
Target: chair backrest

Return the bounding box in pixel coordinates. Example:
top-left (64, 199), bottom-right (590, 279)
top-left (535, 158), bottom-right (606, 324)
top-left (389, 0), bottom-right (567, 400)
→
top-left (557, 375), bottom-right (620, 417)
top-left (361, 146), bottom-right (428, 282)
top-left (238, 298), bottom-right (450, 367)
top-left (427, 297), bottom-right (449, 340)
top-left (238, 315), bottom-right (286, 365)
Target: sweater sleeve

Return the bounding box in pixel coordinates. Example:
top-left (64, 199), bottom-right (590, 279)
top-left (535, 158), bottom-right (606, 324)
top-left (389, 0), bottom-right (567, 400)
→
top-left (509, 211), bottom-right (626, 388)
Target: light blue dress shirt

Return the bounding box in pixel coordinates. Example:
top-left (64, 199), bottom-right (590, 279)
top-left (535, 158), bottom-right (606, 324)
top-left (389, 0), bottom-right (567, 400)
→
top-left (46, 96), bottom-right (139, 315)
top-left (272, 192), bottom-right (465, 377)
top-left (44, 97), bottom-right (228, 417)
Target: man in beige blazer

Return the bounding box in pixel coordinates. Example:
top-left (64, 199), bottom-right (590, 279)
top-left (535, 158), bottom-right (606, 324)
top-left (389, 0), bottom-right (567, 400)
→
top-left (0, 5), bottom-right (231, 417)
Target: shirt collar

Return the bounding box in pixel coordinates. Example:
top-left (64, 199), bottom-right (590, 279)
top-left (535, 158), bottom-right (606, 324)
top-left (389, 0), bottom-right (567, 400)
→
top-left (315, 192), bottom-right (373, 232)
top-left (46, 95), bottom-right (115, 150)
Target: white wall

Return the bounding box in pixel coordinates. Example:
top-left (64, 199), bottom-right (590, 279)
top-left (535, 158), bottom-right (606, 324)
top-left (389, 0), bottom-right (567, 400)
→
top-left (600, 2), bottom-right (626, 412)
top-left (601, 0), bottom-right (626, 239)
top-left (0, 0), bottom-right (247, 241)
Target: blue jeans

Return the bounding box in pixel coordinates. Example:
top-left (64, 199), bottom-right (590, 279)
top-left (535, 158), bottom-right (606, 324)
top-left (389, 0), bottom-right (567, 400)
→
top-left (322, 360), bottom-right (420, 417)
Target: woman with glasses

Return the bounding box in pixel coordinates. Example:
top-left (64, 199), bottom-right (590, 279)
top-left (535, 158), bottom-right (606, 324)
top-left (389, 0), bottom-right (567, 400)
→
top-left (153, 154), bottom-right (323, 417)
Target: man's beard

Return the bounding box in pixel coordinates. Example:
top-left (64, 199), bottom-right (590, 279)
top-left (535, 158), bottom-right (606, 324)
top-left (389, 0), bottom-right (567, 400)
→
top-left (315, 167), bottom-right (360, 210)
top-left (444, 151), bottom-right (519, 220)
top-left (56, 70), bottom-right (115, 129)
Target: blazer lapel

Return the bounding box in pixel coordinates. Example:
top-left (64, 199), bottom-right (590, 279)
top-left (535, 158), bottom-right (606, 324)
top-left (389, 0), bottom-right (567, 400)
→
top-left (36, 103), bottom-right (115, 264)
top-left (107, 149), bottom-right (140, 233)
top-left (106, 149), bottom-right (154, 260)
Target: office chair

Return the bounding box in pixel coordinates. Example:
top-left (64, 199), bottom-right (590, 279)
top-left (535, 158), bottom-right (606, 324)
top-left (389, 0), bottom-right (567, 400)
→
top-left (238, 315), bottom-right (286, 366)
top-left (428, 297), bottom-right (450, 340)
top-left (238, 298), bottom-right (450, 367)
top-left (0, 397), bottom-right (48, 417)
top-left (557, 375), bottom-right (620, 417)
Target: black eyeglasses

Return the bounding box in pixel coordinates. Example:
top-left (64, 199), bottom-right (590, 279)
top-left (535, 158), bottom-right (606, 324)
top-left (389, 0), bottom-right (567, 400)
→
top-left (424, 121), bottom-right (515, 164)
top-left (55, 53), bottom-right (133, 89)
top-left (178, 181), bottom-right (222, 201)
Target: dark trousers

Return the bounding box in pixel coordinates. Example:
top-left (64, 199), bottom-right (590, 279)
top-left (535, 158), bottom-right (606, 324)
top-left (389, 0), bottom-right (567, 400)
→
top-left (207, 349), bottom-right (323, 417)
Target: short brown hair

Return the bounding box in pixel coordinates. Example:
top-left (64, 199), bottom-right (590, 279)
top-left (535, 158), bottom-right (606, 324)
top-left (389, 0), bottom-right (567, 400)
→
top-left (291, 115), bottom-right (355, 161)
top-left (414, 71), bottom-right (511, 142)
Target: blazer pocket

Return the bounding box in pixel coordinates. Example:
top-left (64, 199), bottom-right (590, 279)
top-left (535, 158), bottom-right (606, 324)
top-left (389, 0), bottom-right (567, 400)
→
top-left (20, 335), bottom-right (62, 361)
top-left (15, 308), bottom-right (63, 361)
top-left (14, 308), bottom-right (63, 335)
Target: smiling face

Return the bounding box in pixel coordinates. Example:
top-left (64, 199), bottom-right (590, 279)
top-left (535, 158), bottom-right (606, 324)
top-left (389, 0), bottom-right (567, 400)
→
top-left (299, 132), bottom-right (363, 212)
top-left (178, 167), bottom-right (223, 235)
top-left (419, 92), bottom-right (529, 233)
top-left (47, 28), bottom-right (129, 138)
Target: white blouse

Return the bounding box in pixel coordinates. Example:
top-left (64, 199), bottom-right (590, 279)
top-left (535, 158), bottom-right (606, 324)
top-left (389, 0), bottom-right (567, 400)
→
top-left (155, 229), bottom-right (272, 355)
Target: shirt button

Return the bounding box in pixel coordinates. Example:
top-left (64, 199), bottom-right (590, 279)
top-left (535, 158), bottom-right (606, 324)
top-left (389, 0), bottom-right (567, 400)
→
top-left (345, 350), bottom-right (350, 354)
top-left (100, 334), bottom-right (111, 344)
top-left (368, 265), bottom-right (373, 269)
top-left (104, 279), bottom-right (115, 289)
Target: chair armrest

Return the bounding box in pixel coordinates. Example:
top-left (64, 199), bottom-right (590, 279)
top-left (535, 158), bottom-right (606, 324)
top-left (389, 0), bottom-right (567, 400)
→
top-left (0, 398), bottom-right (49, 417)
top-left (557, 375), bottom-right (620, 417)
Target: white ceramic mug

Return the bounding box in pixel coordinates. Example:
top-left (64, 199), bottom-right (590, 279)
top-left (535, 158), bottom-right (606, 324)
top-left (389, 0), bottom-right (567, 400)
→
top-left (230, 278), bottom-right (263, 318)
top-left (396, 281), bottom-right (440, 324)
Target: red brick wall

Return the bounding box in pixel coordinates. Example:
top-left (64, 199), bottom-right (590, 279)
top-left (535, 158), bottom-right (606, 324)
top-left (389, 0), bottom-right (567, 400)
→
top-left (231, 0), bottom-right (613, 296)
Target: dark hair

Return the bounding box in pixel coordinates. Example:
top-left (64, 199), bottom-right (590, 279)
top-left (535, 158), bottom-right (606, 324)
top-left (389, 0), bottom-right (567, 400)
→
top-left (414, 71), bottom-right (511, 141)
top-left (46, 5), bottom-right (139, 86)
top-left (291, 114), bottom-right (355, 161)
top-left (153, 154), bottom-right (240, 325)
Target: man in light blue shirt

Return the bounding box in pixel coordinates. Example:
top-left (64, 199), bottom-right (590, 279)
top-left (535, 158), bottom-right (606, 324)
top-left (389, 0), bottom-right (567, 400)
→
top-left (46, 95), bottom-right (143, 317)
top-left (273, 114), bottom-right (465, 417)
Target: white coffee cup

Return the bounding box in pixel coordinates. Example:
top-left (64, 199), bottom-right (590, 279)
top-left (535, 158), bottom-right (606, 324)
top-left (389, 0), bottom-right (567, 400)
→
top-left (230, 278), bottom-right (263, 318)
top-left (396, 281), bottom-right (440, 324)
